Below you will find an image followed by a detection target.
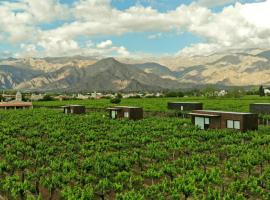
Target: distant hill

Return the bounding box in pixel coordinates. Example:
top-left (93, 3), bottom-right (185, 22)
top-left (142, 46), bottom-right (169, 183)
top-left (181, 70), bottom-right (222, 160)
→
top-left (15, 58), bottom-right (180, 92)
top-left (0, 65), bottom-right (43, 89)
top-left (257, 50), bottom-right (270, 60)
top-left (1, 49), bottom-right (270, 91)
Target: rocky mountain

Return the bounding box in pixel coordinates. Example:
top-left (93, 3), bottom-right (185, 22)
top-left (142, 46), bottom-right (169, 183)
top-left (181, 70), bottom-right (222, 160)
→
top-left (14, 58), bottom-right (180, 92)
top-left (0, 65), bottom-right (43, 89)
top-left (1, 49), bottom-right (270, 91)
top-left (133, 62), bottom-right (176, 80)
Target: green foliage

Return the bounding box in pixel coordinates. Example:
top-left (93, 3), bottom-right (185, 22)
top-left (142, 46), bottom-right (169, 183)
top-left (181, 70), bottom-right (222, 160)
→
top-left (110, 98), bottom-right (121, 104)
top-left (259, 85), bottom-right (265, 97)
top-left (39, 94), bottom-right (54, 101)
top-left (165, 91), bottom-right (184, 97)
top-left (34, 95), bottom-right (270, 112)
top-left (0, 108), bottom-right (269, 199)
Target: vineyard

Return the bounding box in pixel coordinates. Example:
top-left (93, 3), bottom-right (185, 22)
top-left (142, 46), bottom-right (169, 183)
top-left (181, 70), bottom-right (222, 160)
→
top-left (34, 96), bottom-right (270, 112)
top-left (0, 107), bottom-right (270, 199)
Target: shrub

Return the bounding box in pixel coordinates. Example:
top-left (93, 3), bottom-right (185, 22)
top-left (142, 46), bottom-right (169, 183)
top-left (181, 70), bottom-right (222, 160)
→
top-left (110, 98), bottom-right (121, 104)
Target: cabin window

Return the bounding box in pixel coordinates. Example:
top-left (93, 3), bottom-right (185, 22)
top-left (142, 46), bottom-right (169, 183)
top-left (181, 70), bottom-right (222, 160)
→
top-left (111, 111), bottom-right (117, 119)
top-left (227, 120), bottom-right (240, 129)
top-left (195, 117), bottom-right (210, 130)
top-left (181, 106), bottom-right (184, 111)
top-left (234, 121), bottom-right (240, 129)
top-left (124, 112), bottom-right (129, 118)
top-left (227, 120), bottom-right (234, 129)
top-left (195, 117), bottom-right (205, 129)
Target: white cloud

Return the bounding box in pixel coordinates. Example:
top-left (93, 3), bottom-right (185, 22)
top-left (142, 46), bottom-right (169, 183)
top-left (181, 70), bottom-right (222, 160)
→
top-left (1, 0), bottom-right (270, 57)
top-left (18, 39), bottom-right (130, 58)
top-left (97, 40), bottom-right (113, 48)
top-left (115, 46), bottom-right (130, 56)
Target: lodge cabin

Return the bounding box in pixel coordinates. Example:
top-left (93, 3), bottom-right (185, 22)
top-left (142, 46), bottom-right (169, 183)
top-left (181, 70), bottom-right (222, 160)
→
top-left (0, 102), bottom-right (33, 110)
top-left (168, 102), bottom-right (203, 111)
top-left (62, 105), bottom-right (86, 114)
top-left (107, 106), bottom-right (143, 120)
top-left (189, 110), bottom-right (258, 132)
top-left (250, 103), bottom-right (270, 115)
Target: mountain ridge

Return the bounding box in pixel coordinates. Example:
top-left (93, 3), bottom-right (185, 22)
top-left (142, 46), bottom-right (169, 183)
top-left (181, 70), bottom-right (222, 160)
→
top-left (1, 49), bottom-right (270, 91)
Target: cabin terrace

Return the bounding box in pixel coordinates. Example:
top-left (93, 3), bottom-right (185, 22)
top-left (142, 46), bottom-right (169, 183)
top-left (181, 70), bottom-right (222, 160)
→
top-left (168, 102), bottom-right (203, 111)
top-left (107, 106), bottom-right (143, 120)
top-left (250, 103), bottom-right (270, 115)
top-left (62, 105), bottom-right (86, 114)
top-left (0, 102), bottom-right (33, 110)
top-left (189, 110), bottom-right (258, 132)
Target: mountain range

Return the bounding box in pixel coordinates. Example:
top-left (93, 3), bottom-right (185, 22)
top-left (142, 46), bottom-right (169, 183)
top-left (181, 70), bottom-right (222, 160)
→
top-left (0, 49), bottom-right (270, 92)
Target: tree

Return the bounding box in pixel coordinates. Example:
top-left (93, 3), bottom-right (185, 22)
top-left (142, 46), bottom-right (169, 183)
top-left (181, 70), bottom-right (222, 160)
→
top-left (110, 93), bottom-right (122, 104)
top-left (165, 91), bottom-right (184, 97)
top-left (259, 85), bottom-right (265, 97)
top-left (110, 98), bottom-right (121, 104)
top-left (40, 95), bottom-right (54, 101)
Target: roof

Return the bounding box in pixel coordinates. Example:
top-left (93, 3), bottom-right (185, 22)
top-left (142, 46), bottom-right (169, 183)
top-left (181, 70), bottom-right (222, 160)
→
top-left (189, 112), bottom-right (220, 117)
top-left (0, 101), bottom-right (33, 107)
top-left (61, 105), bottom-right (85, 108)
top-left (169, 102), bottom-right (202, 104)
top-left (192, 110), bottom-right (255, 115)
top-left (114, 106), bottom-right (142, 109)
top-left (107, 107), bottom-right (123, 110)
top-left (251, 103), bottom-right (270, 105)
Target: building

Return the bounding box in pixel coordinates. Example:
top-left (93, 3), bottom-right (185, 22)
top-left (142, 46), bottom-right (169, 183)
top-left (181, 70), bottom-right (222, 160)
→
top-left (62, 105), bottom-right (86, 114)
top-left (189, 110), bottom-right (258, 132)
top-left (15, 91), bottom-right (22, 101)
top-left (77, 94), bottom-right (90, 100)
top-left (30, 94), bottom-right (44, 101)
top-left (264, 88), bottom-right (270, 96)
top-left (250, 103), bottom-right (270, 115)
top-left (107, 106), bottom-right (143, 120)
top-left (168, 102), bottom-right (203, 111)
top-left (0, 102), bottom-right (33, 110)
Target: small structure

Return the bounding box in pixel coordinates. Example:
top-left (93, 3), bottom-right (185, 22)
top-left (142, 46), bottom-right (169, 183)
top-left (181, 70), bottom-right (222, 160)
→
top-left (15, 91), bottom-right (22, 101)
top-left (250, 103), bottom-right (270, 115)
top-left (168, 102), bottom-right (203, 111)
top-left (107, 106), bottom-right (143, 120)
top-left (264, 88), bottom-right (270, 96)
top-left (0, 102), bottom-right (33, 110)
top-left (62, 105), bottom-right (86, 114)
top-left (189, 110), bottom-right (258, 132)
top-left (30, 94), bottom-right (44, 101)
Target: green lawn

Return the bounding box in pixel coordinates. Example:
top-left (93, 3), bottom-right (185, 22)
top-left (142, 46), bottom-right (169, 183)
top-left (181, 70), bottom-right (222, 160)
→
top-left (34, 95), bottom-right (270, 112)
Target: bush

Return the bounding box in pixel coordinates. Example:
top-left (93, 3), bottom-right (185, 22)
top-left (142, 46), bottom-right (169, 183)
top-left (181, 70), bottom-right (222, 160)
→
top-left (39, 95), bottom-right (54, 101)
top-left (165, 91), bottom-right (184, 97)
top-left (110, 98), bottom-right (121, 104)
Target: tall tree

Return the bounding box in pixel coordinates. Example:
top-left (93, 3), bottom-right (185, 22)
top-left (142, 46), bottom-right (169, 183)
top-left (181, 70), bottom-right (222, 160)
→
top-left (259, 85), bottom-right (265, 96)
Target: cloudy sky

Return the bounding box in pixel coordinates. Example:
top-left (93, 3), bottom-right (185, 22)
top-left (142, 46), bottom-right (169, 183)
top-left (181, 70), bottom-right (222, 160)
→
top-left (0, 0), bottom-right (269, 58)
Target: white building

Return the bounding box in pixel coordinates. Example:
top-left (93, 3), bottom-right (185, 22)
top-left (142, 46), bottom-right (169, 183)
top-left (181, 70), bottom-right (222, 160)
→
top-left (15, 91), bottom-right (22, 101)
top-left (30, 94), bottom-right (44, 101)
top-left (264, 88), bottom-right (270, 96)
top-left (77, 94), bottom-right (90, 100)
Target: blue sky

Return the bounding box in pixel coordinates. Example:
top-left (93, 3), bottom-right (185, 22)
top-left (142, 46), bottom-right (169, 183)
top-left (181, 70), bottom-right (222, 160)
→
top-left (0, 0), bottom-right (269, 58)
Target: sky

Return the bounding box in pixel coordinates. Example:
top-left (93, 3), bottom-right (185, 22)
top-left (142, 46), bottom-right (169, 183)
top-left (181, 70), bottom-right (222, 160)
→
top-left (0, 0), bottom-right (270, 58)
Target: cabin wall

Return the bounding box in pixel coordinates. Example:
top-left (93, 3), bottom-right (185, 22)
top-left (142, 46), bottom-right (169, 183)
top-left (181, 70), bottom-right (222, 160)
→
top-left (220, 113), bottom-right (245, 131)
top-left (191, 110), bottom-right (258, 132)
top-left (168, 103), bottom-right (203, 111)
top-left (250, 104), bottom-right (270, 115)
top-left (243, 114), bottom-right (258, 131)
top-left (71, 106), bottom-right (86, 114)
top-left (129, 108), bottom-right (143, 120)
